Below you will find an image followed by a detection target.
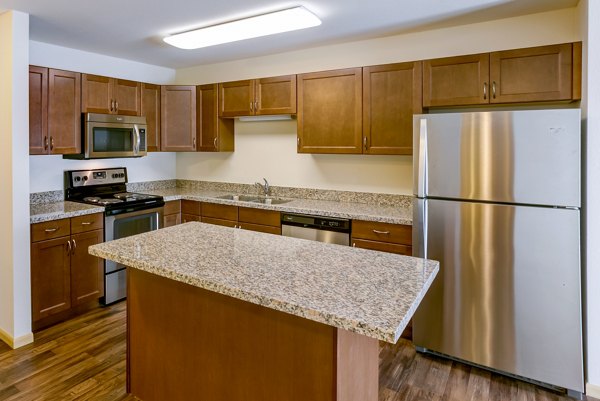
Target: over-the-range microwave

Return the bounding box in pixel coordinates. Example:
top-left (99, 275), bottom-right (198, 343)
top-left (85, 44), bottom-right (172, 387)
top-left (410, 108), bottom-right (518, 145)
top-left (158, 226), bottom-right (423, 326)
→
top-left (63, 113), bottom-right (147, 159)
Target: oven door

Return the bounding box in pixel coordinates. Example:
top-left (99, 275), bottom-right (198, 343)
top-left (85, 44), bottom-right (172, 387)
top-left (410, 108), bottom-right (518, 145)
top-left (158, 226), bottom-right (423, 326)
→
top-left (86, 121), bottom-right (147, 159)
top-left (103, 207), bottom-right (163, 304)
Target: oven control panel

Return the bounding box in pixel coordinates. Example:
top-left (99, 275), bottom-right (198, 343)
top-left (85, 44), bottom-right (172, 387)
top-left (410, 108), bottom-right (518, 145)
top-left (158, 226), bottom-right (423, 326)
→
top-left (69, 168), bottom-right (127, 187)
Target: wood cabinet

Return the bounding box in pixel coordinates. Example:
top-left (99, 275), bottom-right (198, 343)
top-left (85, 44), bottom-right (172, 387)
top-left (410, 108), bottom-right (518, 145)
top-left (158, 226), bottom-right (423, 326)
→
top-left (81, 74), bottom-right (141, 116)
top-left (238, 207), bottom-right (282, 235)
top-left (423, 43), bottom-right (581, 107)
top-left (29, 66), bottom-right (81, 155)
top-left (141, 83), bottom-right (161, 152)
top-left (161, 86), bottom-right (197, 151)
top-left (197, 84), bottom-right (234, 152)
top-left (163, 200), bottom-right (181, 227)
top-left (218, 75), bottom-right (296, 117)
top-left (363, 62), bottom-right (422, 155)
top-left (181, 199), bottom-right (202, 223)
top-left (30, 214), bottom-right (104, 330)
top-left (351, 220), bottom-right (412, 256)
top-left (297, 68), bottom-right (362, 154)
top-left (201, 202), bottom-right (237, 224)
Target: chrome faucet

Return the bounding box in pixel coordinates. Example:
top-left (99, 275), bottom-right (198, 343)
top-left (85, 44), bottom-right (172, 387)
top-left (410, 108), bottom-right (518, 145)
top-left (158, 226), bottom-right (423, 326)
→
top-left (255, 178), bottom-right (270, 196)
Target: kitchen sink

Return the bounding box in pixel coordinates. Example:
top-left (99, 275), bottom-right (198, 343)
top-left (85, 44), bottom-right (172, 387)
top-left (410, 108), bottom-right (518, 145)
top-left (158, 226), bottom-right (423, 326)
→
top-left (214, 194), bottom-right (292, 205)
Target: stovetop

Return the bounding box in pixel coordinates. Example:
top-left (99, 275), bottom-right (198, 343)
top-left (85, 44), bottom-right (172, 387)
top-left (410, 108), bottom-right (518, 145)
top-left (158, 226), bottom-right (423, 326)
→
top-left (65, 167), bottom-right (165, 213)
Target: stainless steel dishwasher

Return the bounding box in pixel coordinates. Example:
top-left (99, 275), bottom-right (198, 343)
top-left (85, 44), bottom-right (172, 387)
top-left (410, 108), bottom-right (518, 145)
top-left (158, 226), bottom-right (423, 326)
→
top-left (281, 213), bottom-right (350, 245)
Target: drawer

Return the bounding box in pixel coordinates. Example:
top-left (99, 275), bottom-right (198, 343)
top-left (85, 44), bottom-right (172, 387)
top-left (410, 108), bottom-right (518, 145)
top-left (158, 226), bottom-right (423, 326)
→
top-left (238, 207), bottom-right (281, 227)
top-left (71, 213), bottom-right (103, 234)
top-left (31, 218), bottom-right (71, 242)
top-left (164, 200), bottom-right (181, 215)
top-left (182, 200), bottom-right (201, 216)
top-left (202, 217), bottom-right (237, 228)
top-left (238, 222), bottom-right (281, 235)
top-left (181, 214), bottom-right (201, 224)
top-left (351, 238), bottom-right (412, 256)
top-left (202, 203), bottom-right (238, 221)
top-left (351, 220), bottom-right (412, 245)
top-left (164, 213), bottom-right (181, 227)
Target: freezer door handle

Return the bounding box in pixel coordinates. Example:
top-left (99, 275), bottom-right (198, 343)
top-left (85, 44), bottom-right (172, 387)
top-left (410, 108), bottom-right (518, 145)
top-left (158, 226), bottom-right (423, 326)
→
top-left (416, 118), bottom-right (428, 198)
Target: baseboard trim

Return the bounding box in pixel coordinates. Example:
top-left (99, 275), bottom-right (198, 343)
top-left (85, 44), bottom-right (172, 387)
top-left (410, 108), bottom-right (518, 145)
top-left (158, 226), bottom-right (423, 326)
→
top-left (0, 327), bottom-right (34, 349)
top-left (587, 382), bottom-right (600, 398)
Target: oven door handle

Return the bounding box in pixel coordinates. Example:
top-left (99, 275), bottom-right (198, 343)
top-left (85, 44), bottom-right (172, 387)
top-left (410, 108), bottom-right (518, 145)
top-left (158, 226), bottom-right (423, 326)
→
top-left (133, 124), bottom-right (141, 155)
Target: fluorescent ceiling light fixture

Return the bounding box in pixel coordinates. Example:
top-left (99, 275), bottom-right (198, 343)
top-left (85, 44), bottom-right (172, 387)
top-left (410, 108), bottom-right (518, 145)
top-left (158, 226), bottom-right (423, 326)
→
top-left (238, 115), bottom-right (293, 122)
top-left (163, 6), bottom-right (321, 50)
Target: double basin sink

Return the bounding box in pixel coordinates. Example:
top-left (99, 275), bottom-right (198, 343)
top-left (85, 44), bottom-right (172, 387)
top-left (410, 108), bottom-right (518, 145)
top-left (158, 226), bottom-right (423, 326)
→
top-left (215, 194), bottom-right (292, 205)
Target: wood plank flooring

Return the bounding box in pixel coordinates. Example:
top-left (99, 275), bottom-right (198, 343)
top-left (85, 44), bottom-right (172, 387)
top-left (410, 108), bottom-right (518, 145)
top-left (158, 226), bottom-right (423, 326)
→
top-left (0, 302), bottom-right (595, 401)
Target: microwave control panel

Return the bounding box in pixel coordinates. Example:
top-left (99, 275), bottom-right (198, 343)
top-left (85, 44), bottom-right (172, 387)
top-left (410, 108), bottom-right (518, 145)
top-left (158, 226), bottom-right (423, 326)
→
top-left (69, 168), bottom-right (127, 187)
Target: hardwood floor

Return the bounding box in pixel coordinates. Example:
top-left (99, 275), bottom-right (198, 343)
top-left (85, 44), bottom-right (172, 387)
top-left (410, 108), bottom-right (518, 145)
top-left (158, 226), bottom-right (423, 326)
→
top-left (0, 302), bottom-right (594, 401)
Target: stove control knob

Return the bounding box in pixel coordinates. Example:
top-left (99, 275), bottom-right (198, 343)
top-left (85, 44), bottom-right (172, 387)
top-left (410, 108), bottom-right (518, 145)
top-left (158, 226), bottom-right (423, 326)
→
top-left (112, 173), bottom-right (117, 178)
top-left (74, 176), bottom-right (81, 182)
top-left (119, 173), bottom-right (125, 178)
top-left (82, 176), bottom-right (88, 181)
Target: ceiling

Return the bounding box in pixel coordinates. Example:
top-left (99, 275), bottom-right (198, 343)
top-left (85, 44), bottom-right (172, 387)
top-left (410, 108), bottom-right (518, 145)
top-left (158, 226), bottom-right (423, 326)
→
top-left (0, 0), bottom-right (579, 69)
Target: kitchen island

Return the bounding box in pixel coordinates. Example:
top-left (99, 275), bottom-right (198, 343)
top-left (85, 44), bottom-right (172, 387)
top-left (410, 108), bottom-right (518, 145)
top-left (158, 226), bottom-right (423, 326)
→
top-left (89, 222), bottom-right (438, 401)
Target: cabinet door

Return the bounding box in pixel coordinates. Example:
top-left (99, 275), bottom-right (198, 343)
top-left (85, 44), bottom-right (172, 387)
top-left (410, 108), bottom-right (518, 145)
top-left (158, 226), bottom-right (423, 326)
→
top-left (238, 223), bottom-right (281, 235)
top-left (201, 217), bottom-right (237, 228)
top-left (160, 85), bottom-right (197, 151)
top-left (255, 75), bottom-right (297, 115)
top-left (141, 83), bottom-right (161, 152)
top-left (81, 73), bottom-right (112, 114)
top-left (164, 213), bottom-right (181, 227)
top-left (31, 237), bottom-right (71, 321)
top-left (71, 230), bottom-right (104, 306)
top-left (363, 62), bottom-right (422, 155)
top-left (202, 203), bottom-right (238, 221)
top-left (197, 84), bottom-right (234, 152)
top-left (297, 68), bottom-right (362, 154)
top-left (29, 66), bottom-right (48, 155)
top-left (423, 54), bottom-right (489, 107)
top-left (351, 238), bottom-right (412, 256)
top-left (114, 79), bottom-right (141, 116)
top-left (48, 69), bottom-right (81, 154)
top-left (490, 43), bottom-right (574, 103)
top-left (218, 80), bottom-right (254, 117)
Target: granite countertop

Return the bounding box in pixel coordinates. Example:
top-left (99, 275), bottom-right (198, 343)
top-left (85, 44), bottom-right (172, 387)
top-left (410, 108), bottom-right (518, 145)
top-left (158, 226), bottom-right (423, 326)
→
top-left (30, 201), bottom-right (105, 223)
top-left (89, 222), bottom-right (438, 343)
top-left (145, 188), bottom-right (413, 225)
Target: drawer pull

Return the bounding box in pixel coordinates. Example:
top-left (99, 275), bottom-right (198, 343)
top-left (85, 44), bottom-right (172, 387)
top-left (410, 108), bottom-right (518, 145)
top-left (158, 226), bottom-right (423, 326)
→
top-left (44, 228), bottom-right (59, 233)
top-left (80, 222), bottom-right (93, 225)
top-left (352, 243), bottom-right (356, 247)
top-left (372, 229), bottom-right (390, 235)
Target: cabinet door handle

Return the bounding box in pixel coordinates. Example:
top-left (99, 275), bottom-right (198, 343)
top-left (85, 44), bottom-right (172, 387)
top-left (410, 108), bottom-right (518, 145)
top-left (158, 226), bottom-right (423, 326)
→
top-left (372, 229), bottom-right (390, 235)
top-left (297, 137), bottom-right (300, 147)
top-left (254, 100), bottom-right (258, 111)
top-left (492, 81), bottom-right (497, 99)
top-left (115, 101), bottom-right (119, 112)
top-left (81, 221), bottom-right (92, 225)
top-left (213, 137), bottom-right (218, 148)
top-left (44, 136), bottom-right (48, 151)
top-left (352, 242), bottom-right (356, 247)
top-left (66, 240), bottom-right (72, 254)
top-left (110, 100), bottom-right (114, 112)
top-left (50, 136), bottom-right (54, 151)
top-left (363, 136), bottom-right (368, 151)
top-left (483, 82), bottom-right (487, 100)
top-left (193, 137), bottom-right (196, 148)
top-left (250, 101), bottom-right (253, 112)
top-left (72, 238), bottom-right (77, 251)
top-left (44, 228), bottom-right (58, 233)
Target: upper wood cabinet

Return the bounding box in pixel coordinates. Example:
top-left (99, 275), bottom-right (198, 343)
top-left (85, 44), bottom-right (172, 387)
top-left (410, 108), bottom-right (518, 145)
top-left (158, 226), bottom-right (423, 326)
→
top-left (160, 85), bottom-right (197, 152)
top-left (363, 62), bottom-right (422, 155)
top-left (297, 68), bottom-right (362, 154)
top-left (81, 74), bottom-right (141, 116)
top-left (141, 83), bottom-right (161, 152)
top-left (29, 66), bottom-right (81, 155)
top-left (197, 84), bottom-right (234, 152)
top-left (218, 75), bottom-right (296, 117)
top-left (423, 43), bottom-right (581, 107)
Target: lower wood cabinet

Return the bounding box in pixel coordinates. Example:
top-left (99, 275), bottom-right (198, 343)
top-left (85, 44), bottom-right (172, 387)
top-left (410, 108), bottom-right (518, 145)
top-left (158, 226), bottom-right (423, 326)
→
top-left (182, 199), bottom-right (202, 223)
top-left (30, 213), bottom-right (104, 330)
top-left (351, 220), bottom-right (412, 256)
top-left (163, 200), bottom-right (182, 227)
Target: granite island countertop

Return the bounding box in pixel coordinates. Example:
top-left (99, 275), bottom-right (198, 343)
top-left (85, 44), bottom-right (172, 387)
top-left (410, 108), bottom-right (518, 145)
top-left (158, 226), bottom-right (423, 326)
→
top-left (145, 188), bottom-right (413, 225)
top-left (30, 201), bottom-right (105, 223)
top-left (89, 222), bottom-right (438, 343)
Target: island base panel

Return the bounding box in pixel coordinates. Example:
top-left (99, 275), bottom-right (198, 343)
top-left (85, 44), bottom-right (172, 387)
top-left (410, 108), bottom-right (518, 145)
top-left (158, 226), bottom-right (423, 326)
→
top-left (127, 268), bottom-right (378, 401)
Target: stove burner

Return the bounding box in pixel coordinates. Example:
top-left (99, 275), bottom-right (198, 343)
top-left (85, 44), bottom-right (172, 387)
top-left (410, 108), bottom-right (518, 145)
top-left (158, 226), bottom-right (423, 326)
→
top-left (97, 198), bottom-right (124, 205)
top-left (114, 192), bottom-right (151, 201)
top-left (83, 197), bottom-right (101, 203)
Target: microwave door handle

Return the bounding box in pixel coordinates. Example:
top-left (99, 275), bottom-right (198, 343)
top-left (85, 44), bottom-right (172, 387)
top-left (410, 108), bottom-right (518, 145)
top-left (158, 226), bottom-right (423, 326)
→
top-left (133, 125), bottom-right (140, 155)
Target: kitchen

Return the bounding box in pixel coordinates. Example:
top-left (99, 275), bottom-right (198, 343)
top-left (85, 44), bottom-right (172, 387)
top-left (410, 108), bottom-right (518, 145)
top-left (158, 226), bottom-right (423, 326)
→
top-left (1, 0), bottom-right (599, 400)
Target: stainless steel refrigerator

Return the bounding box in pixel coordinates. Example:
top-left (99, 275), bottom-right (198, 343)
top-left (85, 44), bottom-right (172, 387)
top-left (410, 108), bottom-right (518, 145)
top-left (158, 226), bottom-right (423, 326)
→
top-left (412, 109), bottom-right (584, 396)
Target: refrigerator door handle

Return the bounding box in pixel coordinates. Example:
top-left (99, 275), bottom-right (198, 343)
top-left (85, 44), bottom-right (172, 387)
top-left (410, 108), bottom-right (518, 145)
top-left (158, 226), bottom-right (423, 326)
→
top-left (412, 198), bottom-right (427, 258)
top-left (416, 118), bottom-right (428, 198)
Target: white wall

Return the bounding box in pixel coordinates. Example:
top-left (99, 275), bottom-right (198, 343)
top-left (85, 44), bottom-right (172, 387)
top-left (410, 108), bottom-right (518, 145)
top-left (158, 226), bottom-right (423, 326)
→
top-left (581, 0), bottom-right (600, 396)
top-left (29, 42), bottom-right (178, 192)
top-left (175, 7), bottom-right (581, 195)
top-left (0, 10), bottom-right (33, 348)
